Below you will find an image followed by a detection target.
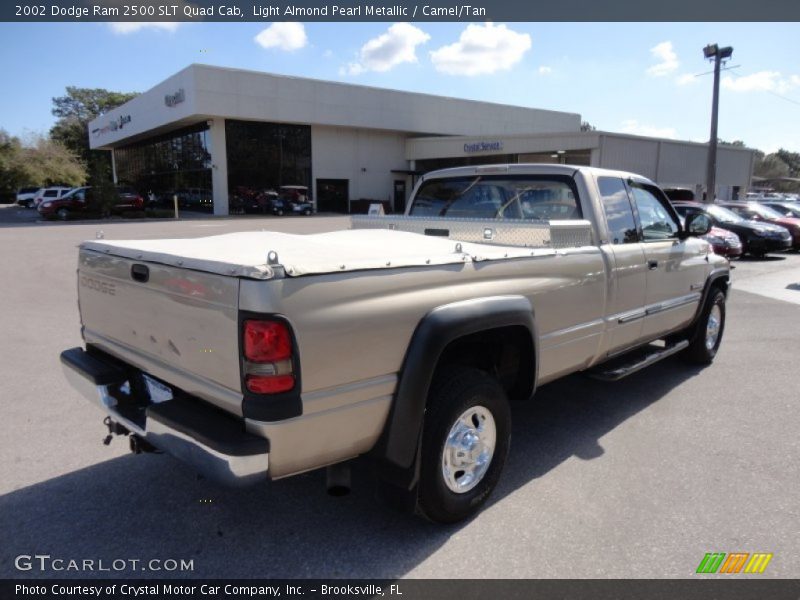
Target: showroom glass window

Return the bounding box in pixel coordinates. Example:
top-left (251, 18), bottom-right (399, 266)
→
top-left (114, 123), bottom-right (212, 207)
top-left (225, 120), bottom-right (311, 195)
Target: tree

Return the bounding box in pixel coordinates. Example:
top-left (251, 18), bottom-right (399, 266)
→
top-left (719, 139), bottom-right (746, 147)
top-left (50, 87), bottom-right (138, 186)
top-left (0, 130), bottom-right (25, 193)
top-left (580, 121), bottom-right (596, 132)
top-left (0, 130), bottom-right (86, 193)
top-left (20, 134), bottom-right (87, 187)
top-left (754, 153), bottom-right (790, 180)
top-left (776, 149), bottom-right (800, 177)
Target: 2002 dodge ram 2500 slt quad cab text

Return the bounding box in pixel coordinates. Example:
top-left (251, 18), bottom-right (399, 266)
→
top-left (61, 164), bottom-right (729, 523)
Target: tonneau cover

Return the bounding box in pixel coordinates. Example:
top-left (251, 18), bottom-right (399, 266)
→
top-left (81, 229), bottom-right (551, 280)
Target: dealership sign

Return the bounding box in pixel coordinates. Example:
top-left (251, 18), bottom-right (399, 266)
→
top-left (91, 114), bottom-right (132, 137)
top-left (464, 141), bottom-right (504, 153)
top-left (165, 88), bottom-right (185, 107)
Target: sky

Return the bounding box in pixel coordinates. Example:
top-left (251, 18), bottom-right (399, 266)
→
top-left (0, 21), bottom-right (798, 153)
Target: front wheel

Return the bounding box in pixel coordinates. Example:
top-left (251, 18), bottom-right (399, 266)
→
top-left (684, 288), bottom-right (726, 364)
top-left (56, 207), bottom-right (70, 221)
top-left (417, 366), bottom-right (511, 524)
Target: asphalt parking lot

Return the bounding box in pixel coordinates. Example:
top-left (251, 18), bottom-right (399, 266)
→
top-left (0, 205), bottom-right (798, 579)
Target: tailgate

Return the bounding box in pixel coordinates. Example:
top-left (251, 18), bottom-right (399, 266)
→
top-left (78, 249), bottom-right (243, 415)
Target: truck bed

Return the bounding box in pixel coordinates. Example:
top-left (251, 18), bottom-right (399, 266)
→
top-left (80, 226), bottom-right (586, 280)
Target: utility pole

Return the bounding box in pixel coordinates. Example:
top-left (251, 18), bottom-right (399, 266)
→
top-left (703, 43), bottom-right (733, 203)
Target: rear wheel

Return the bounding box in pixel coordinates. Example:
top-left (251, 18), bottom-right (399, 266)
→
top-left (684, 288), bottom-right (726, 364)
top-left (417, 366), bottom-right (511, 524)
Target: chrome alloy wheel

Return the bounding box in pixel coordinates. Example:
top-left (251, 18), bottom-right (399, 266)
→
top-left (705, 304), bottom-right (722, 351)
top-left (441, 406), bottom-right (496, 494)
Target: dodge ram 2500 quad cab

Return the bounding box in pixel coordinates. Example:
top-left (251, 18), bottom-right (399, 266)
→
top-left (61, 164), bottom-right (729, 523)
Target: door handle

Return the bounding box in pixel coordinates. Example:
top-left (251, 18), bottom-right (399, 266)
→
top-left (648, 260), bottom-right (659, 270)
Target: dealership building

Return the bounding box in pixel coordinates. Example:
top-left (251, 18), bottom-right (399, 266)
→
top-left (89, 63), bottom-right (756, 215)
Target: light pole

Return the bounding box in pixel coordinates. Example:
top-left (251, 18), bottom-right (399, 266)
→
top-left (703, 43), bottom-right (733, 203)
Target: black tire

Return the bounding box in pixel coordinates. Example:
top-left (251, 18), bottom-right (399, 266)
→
top-left (417, 366), bottom-right (511, 524)
top-left (684, 289), bottom-right (726, 364)
top-left (57, 207), bottom-right (70, 221)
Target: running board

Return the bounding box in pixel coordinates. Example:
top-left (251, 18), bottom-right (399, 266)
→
top-left (588, 340), bottom-right (689, 381)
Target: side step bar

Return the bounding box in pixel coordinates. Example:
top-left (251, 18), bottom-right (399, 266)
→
top-left (588, 340), bottom-right (689, 382)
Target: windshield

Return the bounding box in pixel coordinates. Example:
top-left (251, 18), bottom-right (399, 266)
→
top-left (748, 204), bottom-right (785, 219)
top-left (769, 203), bottom-right (800, 217)
top-left (707, 205), bottom-right (745, 224)
top-left (410, 175), bottom-right (581, 220)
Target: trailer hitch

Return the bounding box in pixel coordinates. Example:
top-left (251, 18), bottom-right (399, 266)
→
top-left (102, 416), bottom-right (130, 445)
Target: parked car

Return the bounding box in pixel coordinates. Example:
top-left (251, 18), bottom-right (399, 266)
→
top-left (717, 201), bottom-right (800, 250)
top-left (663, 188), bottom-right (696, 202)
top-left (701, 224), bottom-right (742, 258)
top-left (234, 189), bottom-right (285, 215)
top-left (147, 190), bottom-right (177, 208)
top-left (32, 186), bottom-right (73, 208)
top-left (38, 186), bottom-right (144, 220)
top-left (279, 184), bottom-right (310, 202)
top-left (113, 186), bottom-right (145, 211)
top-left (760, 201), bottom-right (800, 219)
top-left (176, 188), bottom-right (213, 212)
top-left (16, 187), bottom-right (41, 207)
top-left (287, 199), bottom-right (314, 216)
top-left (746, 192), bottom-right (783, 201)
top-left (63, 164), bottom-right (729, 523)
top-left (672, 201), bottom-right (792, 257)
top-left (279, 186), bottom-right (313, 216)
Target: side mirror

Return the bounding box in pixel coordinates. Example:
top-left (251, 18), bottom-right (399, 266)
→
top-left (683, 212), bottom-right (712, 237)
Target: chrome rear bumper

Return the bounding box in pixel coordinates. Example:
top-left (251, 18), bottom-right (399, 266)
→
top-left (61, 347), bottom-right (269, 487)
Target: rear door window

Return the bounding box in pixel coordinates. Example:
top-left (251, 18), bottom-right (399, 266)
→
top-left (598, 177), bottom-right (639, 244)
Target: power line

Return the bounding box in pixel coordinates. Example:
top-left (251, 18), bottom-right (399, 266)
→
top-left (766, 90), bottom-right (800, 108)
top-left (693, 64), bottom-right (740, 77)
top-left (698, 64), bottom-right (800, 108)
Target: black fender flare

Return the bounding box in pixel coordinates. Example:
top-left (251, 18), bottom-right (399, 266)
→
top-left (375, 295), bottom-right (538, 490)
top-left (687, 269), bottom-right (731, 333)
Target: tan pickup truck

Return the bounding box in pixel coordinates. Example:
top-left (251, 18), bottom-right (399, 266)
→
top-left (61, 164), bottom-right (729, 523)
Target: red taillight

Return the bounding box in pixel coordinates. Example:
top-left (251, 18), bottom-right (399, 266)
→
top-left (244, 320), bottom-right (292, 362)
top-left (243, 320), bottom-right (295, 394)
top-left (246, 374), bottom-right (295, 394)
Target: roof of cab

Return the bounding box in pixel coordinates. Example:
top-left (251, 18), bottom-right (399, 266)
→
top-left (419, 163), bottom-right (657, 186)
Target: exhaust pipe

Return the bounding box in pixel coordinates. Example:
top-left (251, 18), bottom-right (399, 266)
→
top-left (326, 463), bottom-right (351, 497)
top-left (129, 434), bottom-right (158, 454)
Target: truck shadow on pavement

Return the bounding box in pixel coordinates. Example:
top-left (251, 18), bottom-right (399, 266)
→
top-left (0, 359), bottom-right (701, 579)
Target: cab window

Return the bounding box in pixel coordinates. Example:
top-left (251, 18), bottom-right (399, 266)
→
top-left (410, 176), bottom-right (581, 221)
top-left (598, 177), bottom-right (638, 244)
top-left (630, 185), bottom-right (680, 240)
